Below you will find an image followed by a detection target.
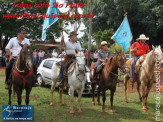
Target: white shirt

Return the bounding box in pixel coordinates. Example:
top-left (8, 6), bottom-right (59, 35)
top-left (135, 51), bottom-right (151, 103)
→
top-left (5, 37), bottom-right (30, 57)
top-left (52, 52), bottom-right (58, 58)
top-left (65, 40), bottom-right (82, 55)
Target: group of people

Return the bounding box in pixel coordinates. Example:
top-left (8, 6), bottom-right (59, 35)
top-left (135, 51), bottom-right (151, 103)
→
top-left (4, 26), bottom-right (150, 89)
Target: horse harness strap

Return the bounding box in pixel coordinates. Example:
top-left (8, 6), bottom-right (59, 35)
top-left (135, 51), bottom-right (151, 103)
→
top-left (13, 68), bottom-right (33, 89)
top-left (142, 66), bottom-right (154, 81)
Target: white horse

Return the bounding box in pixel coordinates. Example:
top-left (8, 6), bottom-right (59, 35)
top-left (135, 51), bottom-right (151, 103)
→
top-left (68, 51), bottom-right (86, 114)
top-left (50, 51), bottom-right (86, 114)
top-left (124, 45), bottom-right (162, 111)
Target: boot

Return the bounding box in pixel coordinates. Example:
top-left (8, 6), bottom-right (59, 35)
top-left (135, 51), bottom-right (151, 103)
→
top-left (58, 79), bottom-right (64, 88)
top-left (92, 75), bottom-right (97, 83)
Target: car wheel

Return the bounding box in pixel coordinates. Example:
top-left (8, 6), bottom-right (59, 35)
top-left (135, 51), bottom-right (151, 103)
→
top-left (37, 75), bottom-right (45, 87)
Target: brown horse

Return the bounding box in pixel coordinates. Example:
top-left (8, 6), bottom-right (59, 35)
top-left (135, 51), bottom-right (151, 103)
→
top-left (8, 43), bottom-right (35, 105)
top-left (91, 51), bottom-right (126, 114)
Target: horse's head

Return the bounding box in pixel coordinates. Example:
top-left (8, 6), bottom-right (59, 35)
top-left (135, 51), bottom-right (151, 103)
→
top-left (19, 43), bottom-right (33, 70)
top-left (152, 45), bottom-right (163, 61)
top-left (114, 50), bottom-right (126, 73)
top-left (75, 50), bottom-right (85, 73)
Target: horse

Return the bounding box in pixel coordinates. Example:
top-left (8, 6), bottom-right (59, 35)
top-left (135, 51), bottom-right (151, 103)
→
top-left (8, 43), bottom-right (35, 105)
top-left (91, 51), bottom-right (126, 114)
top-left (124, 45), bottom-right (162, 111)
top-left (50, 50), bottom-right (86, 114)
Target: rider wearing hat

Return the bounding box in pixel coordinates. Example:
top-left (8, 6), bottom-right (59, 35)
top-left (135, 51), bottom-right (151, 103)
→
top-left (58, 31), bottom-right (82, 87)
top-left (92, 41), bottom-right (111, 82)
top-left (130, 34), bottom-right (150, 82)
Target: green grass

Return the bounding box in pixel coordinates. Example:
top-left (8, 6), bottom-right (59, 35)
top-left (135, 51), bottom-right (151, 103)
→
top-left (0, 71), bottom-right (162, 122)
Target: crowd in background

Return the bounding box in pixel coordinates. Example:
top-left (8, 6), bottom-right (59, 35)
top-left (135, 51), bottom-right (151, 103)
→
top-left (0, 48), bottom-right (99, 67)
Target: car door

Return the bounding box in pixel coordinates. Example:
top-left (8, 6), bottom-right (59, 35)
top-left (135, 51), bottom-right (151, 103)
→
top-left (42, 60), bottom-right (54, 85)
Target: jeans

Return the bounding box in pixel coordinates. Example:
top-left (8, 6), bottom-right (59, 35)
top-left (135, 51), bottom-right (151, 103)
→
top-left (32, 58), bottom-right (37, 65)
top-left (130, 56), bottom-right (140, 80)
top-left (38, 57), bottom-right (43, 65)
top-left (5, 58), bottom-right (16, 84)
top-left (59, 62), bottom-right (69, 82)
top-left (93, 61), bottom-right (102, 77)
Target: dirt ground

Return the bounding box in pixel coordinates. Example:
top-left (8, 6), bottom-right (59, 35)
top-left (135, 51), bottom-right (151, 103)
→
top-left (0, 66), bottom-right (162, 93)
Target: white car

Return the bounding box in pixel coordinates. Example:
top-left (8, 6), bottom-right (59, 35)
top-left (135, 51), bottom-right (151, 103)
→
top-left (37, 58), bottom-right (93, 95)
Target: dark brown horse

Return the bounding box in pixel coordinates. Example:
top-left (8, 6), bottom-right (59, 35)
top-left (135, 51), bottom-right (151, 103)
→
top-left (91, 51), bottom-right (126, 114)
top-left (8, 43), bottom-right (35, 105)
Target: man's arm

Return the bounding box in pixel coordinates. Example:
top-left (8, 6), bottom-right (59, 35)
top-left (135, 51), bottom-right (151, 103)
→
top-left (5, 49), bottom-right (13, 60)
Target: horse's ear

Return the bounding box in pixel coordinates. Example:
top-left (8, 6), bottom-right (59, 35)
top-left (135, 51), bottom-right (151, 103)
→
top-left (18, 43), bottom-right (23, 47)
top-left (115, 49), bottom-right (119, 54)
top-left (152, 45), bottom-right (155, 51)
top-left (158, 45), bottom-right (161, 49)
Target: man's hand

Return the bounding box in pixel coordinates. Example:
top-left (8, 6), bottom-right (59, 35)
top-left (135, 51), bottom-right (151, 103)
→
top-left (133, 47), bottom-right (137, 51)
top-left (105, 58), bottom-right (108, 63)
top-left (9, 56), bottom-right (14, 61)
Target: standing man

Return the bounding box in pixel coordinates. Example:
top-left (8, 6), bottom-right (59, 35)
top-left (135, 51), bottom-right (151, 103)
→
top-left (5, 27), bottom-right (38, 89)
top-left (130, 34), bottom-right (150, 82)
top-left (92, 41), bottom-right (111, 82)
top-left (58, 31), bottom-right (82, 87)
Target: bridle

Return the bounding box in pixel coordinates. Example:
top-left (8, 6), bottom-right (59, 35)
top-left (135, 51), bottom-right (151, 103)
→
top-left (106, 54), bottom-right (126, 77)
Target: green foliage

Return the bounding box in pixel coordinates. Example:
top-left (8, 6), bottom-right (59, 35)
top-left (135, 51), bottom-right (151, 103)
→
top-left (82, 43), bottom-right (96, 51)
top-left (83, 0), bottom-right (163, 49)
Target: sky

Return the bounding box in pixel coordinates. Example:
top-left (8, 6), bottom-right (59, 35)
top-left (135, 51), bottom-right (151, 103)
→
top-left (54, 0), bottom-right (86, 42)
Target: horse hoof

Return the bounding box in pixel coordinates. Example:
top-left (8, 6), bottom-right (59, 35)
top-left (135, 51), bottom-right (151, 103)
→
top-left (78, 111), bottom-right (83, 114)
top-left (50, 103), bottom-right (54, 106)
top-left (92, 102), bottom-right (95, 106)
top-left (60, 102), bottom-right (65, 106)
top-left (110, 109), bottom-right (115, 114)
top-left (98, 102), bottom-right (102, 105)
top-left (142, 106), bottom-right (147, 112)
top-left (101, 111), bottom-right (106, 115)
top-left (70, 111), bottom-right (74, 114)
top-left (125, 100), bottom-right (128, 103)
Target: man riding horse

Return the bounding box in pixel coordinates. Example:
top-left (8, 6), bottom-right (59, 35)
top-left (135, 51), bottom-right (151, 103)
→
top-left (130, 34), bottom-right (150, 82)
top-left (5, 27), bottom-right (39, 89)
top-left (92, 41), bottom-right (111, 83)
top-left (58, 31), bottom-right (82, 87)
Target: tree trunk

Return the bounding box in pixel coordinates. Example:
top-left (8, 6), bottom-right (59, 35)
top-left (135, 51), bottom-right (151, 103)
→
top-left (87, 0), bottom-right (92, 67)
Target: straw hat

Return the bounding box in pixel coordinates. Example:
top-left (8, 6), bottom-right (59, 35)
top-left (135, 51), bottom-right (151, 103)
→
top-left (101, 41), bottom-right (108, 47)
top-left (69, 31), bottom-right (78, 37)
top-left (136, 34), bottom-right (149, 41)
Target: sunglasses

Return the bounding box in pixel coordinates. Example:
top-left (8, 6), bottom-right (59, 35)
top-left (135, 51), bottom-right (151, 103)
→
top-left (21, 33), bottom-right (26, 35)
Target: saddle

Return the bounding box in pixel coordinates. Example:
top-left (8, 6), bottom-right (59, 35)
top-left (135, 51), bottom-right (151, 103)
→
top-left (135, 55), bottom-right (146, 74)
top-left (96, 63), bottom-right (105, 73)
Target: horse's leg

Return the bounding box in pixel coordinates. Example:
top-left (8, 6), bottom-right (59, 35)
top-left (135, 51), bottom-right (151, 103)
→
top-left (101, 90), bottom-right (106, 115)
top-left (97, 86), bottom-right (101, 105)
top-left (59, 87), bottom-right (64, 106)
top-left (110, 90), bottom-right (115, 114)
top-left (124, 75), bottom-right (129, 103)
top-left (91, 82), bottom-right (95, 106)
top-left (137, 81), bottom-right (142, 102)
top-left (141, 82), bottom-right (147, 111)
top-left (8, 88), bottom-right (12, 105)
top-left (70, 87), bottom-right (74, 114)
top-left (15, 88), bottom-right (22, 105)
top-left (50, 81), bottom-right (56, 106)
top-left (25, 87), bottom-right (32, 105)
top-left (144, 82), bottom-right (153, 110)
top-left (77, 88), bottom-right (84, 114)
